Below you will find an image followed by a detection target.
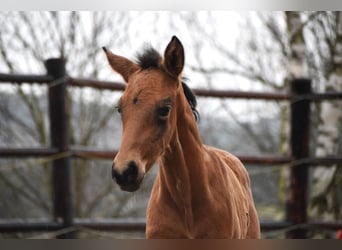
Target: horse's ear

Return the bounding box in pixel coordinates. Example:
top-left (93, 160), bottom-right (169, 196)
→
top-left (102, 47), bottom-right (139, 83)
top-left (163, 36), bottom-right (184, 78)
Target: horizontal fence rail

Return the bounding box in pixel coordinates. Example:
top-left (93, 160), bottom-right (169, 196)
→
top-left (0, 73), bottom-right (53, 84)
top-left (70, 77), bottom-right (342, 101)
top-left (0, 147), bottom-right (292, 163)
top-left (1, 69), bottom-right (342, 238)
top-left (0, 219), bottom-right (341, 233)
top-left (1, 73), bottom-right (342, 101)
top-left (2, 147), bottom-right (342, 167)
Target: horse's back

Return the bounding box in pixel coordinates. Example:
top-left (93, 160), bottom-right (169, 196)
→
top-left (205, 146), bottom-right (250, 186)
top-left (204, 145), bottom-right (260, 238)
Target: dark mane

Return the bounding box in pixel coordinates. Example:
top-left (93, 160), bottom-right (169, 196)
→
top-left (182, 79), bottom-right (200, 122)
top-left (136, 45), bottom-right (161, 69)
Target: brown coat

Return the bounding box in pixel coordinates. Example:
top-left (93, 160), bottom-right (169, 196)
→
top-left (104, 36), bottom-right (260, 239)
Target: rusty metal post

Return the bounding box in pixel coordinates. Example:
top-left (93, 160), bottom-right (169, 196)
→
top-left (286, 78), bottom-right (311, 238)
top-left (46, 58), bottom-right (74, 238)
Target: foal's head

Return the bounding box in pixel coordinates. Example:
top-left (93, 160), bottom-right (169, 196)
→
top-left (104, 36), bottom-right (196, 192)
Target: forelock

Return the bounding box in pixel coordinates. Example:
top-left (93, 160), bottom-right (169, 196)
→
top-left (135, 45), bottom-right (162, 69)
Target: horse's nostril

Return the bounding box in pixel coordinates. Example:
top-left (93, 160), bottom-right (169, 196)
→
top-left (112, 161), bottom-right (139, 186)
top-left (124, 161), bottom-right (139, 182)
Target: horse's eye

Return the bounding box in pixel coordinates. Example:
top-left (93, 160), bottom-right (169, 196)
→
top-left (158, 106), bottom-right (171, 117)
top-left (115, 106), bottom-right (122, 114)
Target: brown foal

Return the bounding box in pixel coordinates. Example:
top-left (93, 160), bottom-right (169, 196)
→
top-left (103, 36), bottom-right (260, 238)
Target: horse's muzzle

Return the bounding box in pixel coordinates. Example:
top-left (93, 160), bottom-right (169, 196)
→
top-left (111, 161), bottom-right (142, 192)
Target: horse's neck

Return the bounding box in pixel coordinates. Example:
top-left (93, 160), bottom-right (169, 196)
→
top-left (158, 92), bottom-right (209, 228)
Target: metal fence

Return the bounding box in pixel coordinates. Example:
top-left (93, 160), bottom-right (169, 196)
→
top-left (0, 58), bottom-right (342, 238)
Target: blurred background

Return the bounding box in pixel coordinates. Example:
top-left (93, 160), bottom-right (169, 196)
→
top-left (0, 11), bottom-right (341, 239)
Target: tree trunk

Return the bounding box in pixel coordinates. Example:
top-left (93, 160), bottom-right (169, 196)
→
top-left (277, 12), bottom-right (308, 206)
top-left (312, 12), bottom-right (342, 220)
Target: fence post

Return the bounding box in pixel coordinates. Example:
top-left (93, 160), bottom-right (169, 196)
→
top-left (45, 58), bottom-right (74, 238)
top-left (286, 78), bottom-right (311, 238)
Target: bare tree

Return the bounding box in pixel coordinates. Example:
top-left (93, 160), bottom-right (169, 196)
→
top-left (1, 11), bottom-right (341, 237)
top-left (0, 11), bottom-right (149, 221)
top-left (310, 11), bottom-right (342, 220)
top-left (174, 11), bottom-right (342, 221)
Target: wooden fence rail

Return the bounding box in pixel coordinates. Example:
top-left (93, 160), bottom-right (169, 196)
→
top-left (0, 59), bottom-right (342, 238)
